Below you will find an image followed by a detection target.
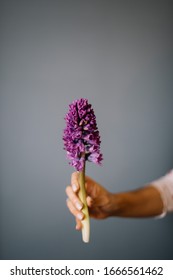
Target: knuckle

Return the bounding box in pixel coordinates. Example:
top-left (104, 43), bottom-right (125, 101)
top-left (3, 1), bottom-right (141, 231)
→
top-left (71, 207), bottom-right (77, 217)
top-left (71, 171), bottom-right (78, 182)
top-left (71, 172), bottom-right (76, 180)
top-left (66, 198), bottom-right (70, 207)
top-left (65, 185), bottom-right (71, 195)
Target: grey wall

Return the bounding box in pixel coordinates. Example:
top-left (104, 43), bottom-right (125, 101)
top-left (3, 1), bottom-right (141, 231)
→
top-left (0, 0), bottom-right (173, 259)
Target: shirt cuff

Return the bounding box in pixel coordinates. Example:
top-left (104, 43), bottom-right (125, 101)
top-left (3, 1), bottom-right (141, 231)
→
top-left (150, 170), bottom-right (173, 218)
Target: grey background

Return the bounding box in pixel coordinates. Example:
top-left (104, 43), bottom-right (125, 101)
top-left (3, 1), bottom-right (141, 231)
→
top-left (0, 0), bottom-right (173, 259)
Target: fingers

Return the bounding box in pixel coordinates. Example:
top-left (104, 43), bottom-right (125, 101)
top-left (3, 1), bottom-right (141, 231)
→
top-left (66, 172), bottom-right (94, 231)
top-left (71, 172), bottom-right (93, 195)
top-left (66, 198), bottom-right (84, 221)
top-left (66, 185), bottom-right (83, 211)
top-left (71, 172), bottom-right (80, 192)
top-left (75, 218), bottom-right (82, 230)
top-left (86, 196), bottom-right (93, 208)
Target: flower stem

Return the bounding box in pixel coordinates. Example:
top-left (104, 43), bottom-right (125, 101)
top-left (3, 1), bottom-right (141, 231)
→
top-left (78, 163), bottom-right (90, 243)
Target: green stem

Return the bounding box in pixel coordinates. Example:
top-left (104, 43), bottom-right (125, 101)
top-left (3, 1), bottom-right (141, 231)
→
top-left (78, 162), bottom-right (90, 243)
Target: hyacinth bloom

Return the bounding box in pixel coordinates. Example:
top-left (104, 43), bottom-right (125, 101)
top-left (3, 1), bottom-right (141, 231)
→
top-left (63, 98), bottom-right (103, 171)
top-left (63, 98), bottom-right (103, 242)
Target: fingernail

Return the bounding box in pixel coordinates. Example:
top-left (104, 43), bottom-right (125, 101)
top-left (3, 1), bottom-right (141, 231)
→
top-left (72, 184), bottom-right (77, 192)
top-left (87, 196), bottom-right (93, 207)
top-left (76, 202), bottom-right (83, 210)
top-left (77, 213), bottom-right (84, 220)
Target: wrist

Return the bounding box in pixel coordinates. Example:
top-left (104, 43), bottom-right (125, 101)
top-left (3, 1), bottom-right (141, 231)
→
top-left (107, 192), bottom-right (125, 217)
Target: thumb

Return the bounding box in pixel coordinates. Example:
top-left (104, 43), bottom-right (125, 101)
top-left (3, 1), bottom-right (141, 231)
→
top-left (85, 176), bottom-right (97, 198)
top-left (86, 196), bottom-right (93, 208)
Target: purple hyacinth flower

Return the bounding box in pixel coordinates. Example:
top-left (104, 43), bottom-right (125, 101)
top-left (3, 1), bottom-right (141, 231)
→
top-left (63, 98), bottom-right (103, 171)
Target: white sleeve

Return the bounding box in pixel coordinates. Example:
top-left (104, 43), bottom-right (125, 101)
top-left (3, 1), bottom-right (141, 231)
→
top-left (150, 170), bottom-right (173, 217)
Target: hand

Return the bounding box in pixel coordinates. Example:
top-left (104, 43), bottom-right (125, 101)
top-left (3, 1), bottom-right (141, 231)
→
top-left (66, 172), bottom-right (113, 230)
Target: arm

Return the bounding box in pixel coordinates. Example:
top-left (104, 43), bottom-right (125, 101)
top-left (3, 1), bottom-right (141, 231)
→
top-left (108, 185), bottom-right (164, 218)
top-left (66, 172), bottom-right (165, 230)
